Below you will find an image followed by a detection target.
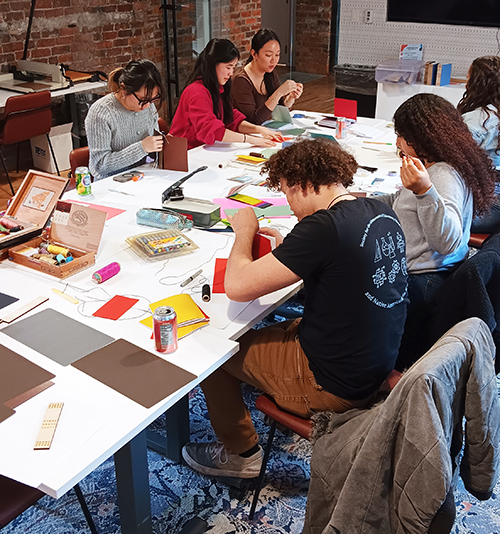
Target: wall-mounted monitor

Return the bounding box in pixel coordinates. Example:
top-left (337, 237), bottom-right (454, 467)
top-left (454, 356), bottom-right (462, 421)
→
top-left (387, 0), bottom-right (500, 29)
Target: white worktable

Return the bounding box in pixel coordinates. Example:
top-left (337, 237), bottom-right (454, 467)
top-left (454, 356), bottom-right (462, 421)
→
top-left (0, 80), bottom-right (107, 113)
top-left (0, 115), bottom-right (400, 533)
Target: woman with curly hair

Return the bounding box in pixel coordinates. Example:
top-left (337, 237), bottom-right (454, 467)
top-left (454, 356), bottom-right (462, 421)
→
top-left (170, 38), bottom-right (282, 149)
top-left (376, 93), bottom-right (497, 369)
top-left (458, 55), bottom-right (500, 233)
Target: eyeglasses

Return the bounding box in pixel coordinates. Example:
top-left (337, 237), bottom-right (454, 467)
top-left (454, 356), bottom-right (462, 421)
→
top-left (131, 92), bottom-right (161, 107)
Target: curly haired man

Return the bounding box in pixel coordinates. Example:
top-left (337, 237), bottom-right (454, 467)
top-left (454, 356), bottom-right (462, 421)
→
top-left (182, 139), bottom-right (409, 478)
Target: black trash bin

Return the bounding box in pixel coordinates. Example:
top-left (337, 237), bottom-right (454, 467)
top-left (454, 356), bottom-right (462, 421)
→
top-left (333, 64), bottom-right (377, 118)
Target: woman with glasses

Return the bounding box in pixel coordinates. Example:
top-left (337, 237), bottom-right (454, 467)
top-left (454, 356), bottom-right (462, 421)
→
top-left (170, 38), bottom-right (283, 149)
top-left (86, 59), bottom-right (165, 181)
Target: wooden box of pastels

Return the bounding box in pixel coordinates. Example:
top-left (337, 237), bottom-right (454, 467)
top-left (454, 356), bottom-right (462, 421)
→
top-left (0, 169), bottom-right (70, 256)
top-left (8, 197), bottom-right (107, 279)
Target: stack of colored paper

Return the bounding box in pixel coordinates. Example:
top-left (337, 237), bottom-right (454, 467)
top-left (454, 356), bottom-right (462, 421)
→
top-left (140, 294), bottom-right (209, 339)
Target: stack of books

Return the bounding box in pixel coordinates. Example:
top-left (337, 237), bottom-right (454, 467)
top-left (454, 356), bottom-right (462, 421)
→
top-left (423, 62), bottom-right (452, 86)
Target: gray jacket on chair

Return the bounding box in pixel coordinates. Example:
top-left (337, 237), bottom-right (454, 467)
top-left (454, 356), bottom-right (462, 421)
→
top-left (303, 318), bottom-right (500, 534)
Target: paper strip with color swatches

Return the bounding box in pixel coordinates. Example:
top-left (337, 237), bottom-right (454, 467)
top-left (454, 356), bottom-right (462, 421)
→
top-left (227, 193), bottom-right (272, 208)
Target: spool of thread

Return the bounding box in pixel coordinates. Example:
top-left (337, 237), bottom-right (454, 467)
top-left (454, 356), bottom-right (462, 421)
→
top-left (202, 284), bottom-right (211, 302)
top-left (55, 253), bottom-right (66, 265)
top-left (388, 170), bottom-right (398, 177)
top-left (0, 217), bottom-right (22, 229)
top-left (47, 244), bottom-right (70, 257)
top-left (92, 262), bottom-right (121, 284)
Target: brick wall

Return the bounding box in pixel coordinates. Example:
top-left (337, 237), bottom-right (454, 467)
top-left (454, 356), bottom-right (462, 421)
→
top-left (295, 0), bottom-right (332, 75)
top-left (0, 0), bottom-right (261, 107)
top-left (228, 0), bottom-right (261, 63)
top-left (0, 0), bottom-right (165, 74)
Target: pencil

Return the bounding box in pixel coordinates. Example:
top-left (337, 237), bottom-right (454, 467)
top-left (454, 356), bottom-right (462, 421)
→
top-left (363, 141), bottom-right (393, 145)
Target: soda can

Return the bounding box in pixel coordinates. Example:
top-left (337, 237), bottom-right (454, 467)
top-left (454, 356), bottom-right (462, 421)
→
top-left (75, 166), bottom-right (92, 196)
top-left (153, 306), bottom-right (178, 353)
top-left (335, 117), bottom-right (347, 139)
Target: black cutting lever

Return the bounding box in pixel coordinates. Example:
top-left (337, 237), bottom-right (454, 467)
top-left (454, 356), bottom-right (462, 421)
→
top-left (161, 165), bottom-right (208, 203)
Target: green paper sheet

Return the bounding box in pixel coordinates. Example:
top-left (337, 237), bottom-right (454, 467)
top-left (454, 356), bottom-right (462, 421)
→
top-left (224, 205), bottom-right (293, 218)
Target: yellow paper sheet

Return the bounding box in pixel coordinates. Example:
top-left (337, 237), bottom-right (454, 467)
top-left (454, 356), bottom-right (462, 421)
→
top-left (140, 294), bottom-right (209, 339)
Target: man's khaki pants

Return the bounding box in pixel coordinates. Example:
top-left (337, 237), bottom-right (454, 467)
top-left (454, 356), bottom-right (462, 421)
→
top-left (201, 319), bottom-right (372, 454)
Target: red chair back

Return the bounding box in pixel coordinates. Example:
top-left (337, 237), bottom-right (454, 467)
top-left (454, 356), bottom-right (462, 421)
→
top-left (0, 91), bottom-right (52, 146)
top-left (334, 98), bottom-right (358, 120)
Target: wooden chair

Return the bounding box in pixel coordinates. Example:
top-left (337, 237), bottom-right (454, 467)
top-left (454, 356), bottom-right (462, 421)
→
top-left (251, 369), bottom-right (457, 534)
top-left (249, 369), bottom-right (402, 520)
top-left (333, 97), bottom-right (358, 120)
top-left (0, 475), bottom-right (98, 533)
top-left (0, 91), bottom-right (60, 195)
top-left (469, 232), bottom-right (490, 249)
top-left (68, 146), bottom-right (91, 191)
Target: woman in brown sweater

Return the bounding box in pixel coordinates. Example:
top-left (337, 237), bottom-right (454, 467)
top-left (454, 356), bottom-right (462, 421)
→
top-left (231, 29), bottom-right (303, 125)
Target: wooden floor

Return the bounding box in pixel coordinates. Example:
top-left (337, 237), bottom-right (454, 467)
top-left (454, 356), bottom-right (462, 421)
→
top-left (0, 75), bottom-right (336, 210)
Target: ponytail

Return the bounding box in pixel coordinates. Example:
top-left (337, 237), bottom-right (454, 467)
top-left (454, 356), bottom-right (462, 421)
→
top-left (108, 67), bottom-right (124, 93)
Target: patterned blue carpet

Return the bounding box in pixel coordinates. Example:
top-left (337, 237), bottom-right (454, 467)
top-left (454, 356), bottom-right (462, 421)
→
top-left (4, 309), bottom-right (500, 534)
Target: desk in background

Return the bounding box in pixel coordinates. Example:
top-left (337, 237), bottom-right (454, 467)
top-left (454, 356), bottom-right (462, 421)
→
top-left (375, 82), bottom-right (466, 121)
top-left (0, 80), bottom-right (107, 148)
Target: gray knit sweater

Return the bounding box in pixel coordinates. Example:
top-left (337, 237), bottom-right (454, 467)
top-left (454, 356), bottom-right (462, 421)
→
top-left (377, 162), bottom-right (472, 273)
top-left (85, 93), bottom-right (158, 181)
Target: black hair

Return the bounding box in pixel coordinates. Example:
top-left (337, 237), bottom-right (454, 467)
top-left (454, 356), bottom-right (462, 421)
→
top-left (246, 28), bottom-right (281, 97)
top-left (457, 55), bottom-right (500, 153)
top-left (108, 59), bottom-right (164, 104)
top-left (186, 38), bottom-right (240, 124)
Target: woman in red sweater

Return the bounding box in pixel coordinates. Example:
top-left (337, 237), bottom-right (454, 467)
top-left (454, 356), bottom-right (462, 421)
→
top-left (170, 38), bottom-right (283, 149)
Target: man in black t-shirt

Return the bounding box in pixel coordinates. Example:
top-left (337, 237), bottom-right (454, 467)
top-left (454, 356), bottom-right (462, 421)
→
top-left (182, 139), bottom-right (408, 480)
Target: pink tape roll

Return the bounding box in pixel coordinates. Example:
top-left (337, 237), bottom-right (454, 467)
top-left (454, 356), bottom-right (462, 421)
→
top-left (92, 262), bottom-right (121, 284)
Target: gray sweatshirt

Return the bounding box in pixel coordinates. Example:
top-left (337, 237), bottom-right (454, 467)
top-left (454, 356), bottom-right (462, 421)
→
top-left (377, 162), bottom-right (472, 273)
top-left (85, 93), bottom-right (158, 181)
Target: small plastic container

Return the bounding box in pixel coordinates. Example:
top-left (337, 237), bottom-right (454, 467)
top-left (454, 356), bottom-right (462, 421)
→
top-left (375, 59), bottom-right (424, 85)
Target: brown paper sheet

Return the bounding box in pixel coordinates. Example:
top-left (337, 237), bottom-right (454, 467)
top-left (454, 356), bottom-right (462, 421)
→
top-left (0, 344), bottom-right (55, 424)
top-left (162, 136), bottom-right (189, 172)
top-left (72, 339), bottom-right (197, 408)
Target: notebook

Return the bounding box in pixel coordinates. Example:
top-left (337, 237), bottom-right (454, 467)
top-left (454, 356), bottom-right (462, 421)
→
top-left (264, 105), bottom-right (293, 129)
top-left (160, 135), bottom-right (189, 172)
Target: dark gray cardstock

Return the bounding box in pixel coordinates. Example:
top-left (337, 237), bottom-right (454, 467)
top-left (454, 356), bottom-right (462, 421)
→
top-left (2, 309), bottom-right (114, 366)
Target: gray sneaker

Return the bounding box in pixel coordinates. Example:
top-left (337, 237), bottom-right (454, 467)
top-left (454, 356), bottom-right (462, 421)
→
top-left (182, 441), bottom-right (262, 478)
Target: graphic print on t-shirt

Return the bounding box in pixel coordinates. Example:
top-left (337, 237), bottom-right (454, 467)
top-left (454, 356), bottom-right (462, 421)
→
top-left (360, 213), bottom-right (407, 309)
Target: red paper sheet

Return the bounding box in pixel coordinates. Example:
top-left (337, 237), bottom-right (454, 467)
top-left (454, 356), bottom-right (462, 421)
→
top-left (213, 258), bottom-right (228, 294)
top-left (93, 295), bottom-right (139, 320)
top-left (252, 233), bottom-right (274, 260)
